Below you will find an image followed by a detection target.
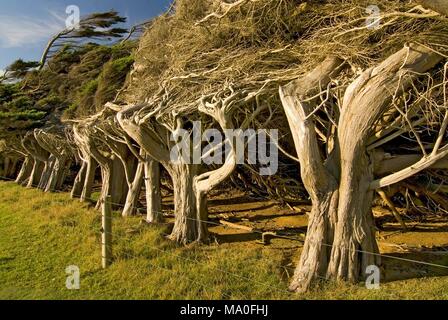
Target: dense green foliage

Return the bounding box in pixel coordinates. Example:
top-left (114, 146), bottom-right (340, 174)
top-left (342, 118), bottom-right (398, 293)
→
top-left (0, 42), bottom-right (136, 139)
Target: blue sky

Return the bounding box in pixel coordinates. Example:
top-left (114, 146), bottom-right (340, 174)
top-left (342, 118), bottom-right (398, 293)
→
top-left (0, 0), bottom-right (173, 72)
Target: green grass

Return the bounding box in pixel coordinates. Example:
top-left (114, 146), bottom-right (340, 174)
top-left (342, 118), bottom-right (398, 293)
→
top-left (0, 181), bottom-right (447, 300)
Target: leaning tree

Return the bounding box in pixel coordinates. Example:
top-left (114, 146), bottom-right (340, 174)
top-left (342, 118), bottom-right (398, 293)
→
top-left (94, 105), bottom-right (162, 219)
top-left (280, 43), bottom-right (447, 292)
top-left (117, 83), bottom-right (274, 243)
top-left (22, 131), bottom-right (52, 190)
top-left (33, 126), bottom-right (74, 192)
top-left (38, 11), bottom-right (127, 70)
top-left (72, 111), bottom-right (128, 210)
top-left (69, 129), bottom-right (98, 203)
top-left (0, 138), bottom-right (27, 180)
top-left (2, 0), bottom-right (448, 295)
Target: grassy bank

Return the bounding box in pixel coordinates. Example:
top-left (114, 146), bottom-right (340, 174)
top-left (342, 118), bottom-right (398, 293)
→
top-left (0, 181), bottom-right (447, 300)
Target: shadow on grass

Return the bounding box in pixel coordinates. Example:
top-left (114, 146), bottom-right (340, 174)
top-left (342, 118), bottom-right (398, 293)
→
top-left (380, 249), bottom-right (448, 283)
top-left (211, 232), bottom-right (261, 244)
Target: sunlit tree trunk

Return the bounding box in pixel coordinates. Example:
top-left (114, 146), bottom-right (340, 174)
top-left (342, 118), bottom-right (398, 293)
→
top-left (280, 45), bottom-right (443, 292)
top-left (15, 156), bottom-right (34, 185)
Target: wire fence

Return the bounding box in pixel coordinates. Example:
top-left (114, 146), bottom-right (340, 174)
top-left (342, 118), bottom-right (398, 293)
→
top-left (1, 175), bottom-right (448, 297)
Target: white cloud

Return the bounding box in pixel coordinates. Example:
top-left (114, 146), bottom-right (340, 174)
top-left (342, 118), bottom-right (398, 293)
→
top-left (0, 13), bottom-right (64, 48)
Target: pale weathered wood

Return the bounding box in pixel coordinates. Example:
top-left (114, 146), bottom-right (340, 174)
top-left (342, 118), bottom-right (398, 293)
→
top-left (144, 157), bottom-right (162, 223)
top-left (15, 156), bottom-right (34, 185)
top-left (118, 89), bottom-right (242, 244)
top-left (280, 44), bottom-right (442, 292)
top-left (279, 57), bottom-right (343, 292)
top-left (219, 220), bottom-right (254, 232)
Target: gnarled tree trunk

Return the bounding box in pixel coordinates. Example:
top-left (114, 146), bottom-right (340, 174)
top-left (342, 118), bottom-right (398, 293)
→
top-left (117, 92), bottom-right (240, 244)
top-left (38, 155), bottom-right (55, 190)
top-left (280, 44), bottom-right (443, 292)
top-left (122, 159), bottom-right (144, 217)
top-left (27, 160), bottom-right (44, 188)
top-left (80, 155), bottom-right (97, 203)
top-left (103, 137), bottom-right (139, 217)
top-left (144, 158), bottom-right (162, 223)
top-left (33, 129), bottom-right (72, 193)
top-left (279, 57), bottom-right (343, 292)
top-left (94, 156), bottom-right (128, 211)
top-left (44, 156), bottom-right (68, 192)
top-left (22, 133), bottom-right (51, 190)
top-left (15, 156), bottom-right (34, 185)
top-left (168, 163), bottom-right (205, 243)
top-left (71, 161), bottom-right (87, 199)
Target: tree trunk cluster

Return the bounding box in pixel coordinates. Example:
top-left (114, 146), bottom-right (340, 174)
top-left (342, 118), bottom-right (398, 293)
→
top-left (280, 44), bottom-right (445, 292)
top-left (1, 40), bottom-right (447, 294)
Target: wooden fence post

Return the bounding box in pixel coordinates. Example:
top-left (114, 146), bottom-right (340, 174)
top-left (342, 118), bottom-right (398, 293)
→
top-left (102, 195), bottom-right (112, 268)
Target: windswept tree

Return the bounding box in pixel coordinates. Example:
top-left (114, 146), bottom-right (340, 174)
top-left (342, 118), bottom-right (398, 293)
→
top-left (91, 105), bottom-right (154, 218)
top-left (117, 86), bottom-right (268, 243)
top-left (69, 126), bottom-right (98, 202)
top-left (39, 11), bottom-right (128, 70)
top-left (71, 106), bottom-right (161, 219)
top-left (33, 126), bottom-right (74, 192)
top-left (72, 111), bottom-right (128, 210)
top-left (2, 0), bottom-right (448, 296)
top-left (276, 1), bottom-right (448, 292)
top-left (280, 45), bottom-right (446, 292)
top-left (0, 138), bottom-right (27, 179)
top-left (20, 127), bottom-right (74, 191)
top-left (0, 60), bottom-right (40, 83)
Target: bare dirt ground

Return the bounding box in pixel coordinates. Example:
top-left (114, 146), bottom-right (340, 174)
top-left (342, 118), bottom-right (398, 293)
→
top-left (160, 189), bottom-right (448, 284)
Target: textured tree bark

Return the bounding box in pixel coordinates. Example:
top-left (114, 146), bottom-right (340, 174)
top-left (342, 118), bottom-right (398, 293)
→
top-left (144, 158), bottom-right (162, 223)
top-left (56, 159), bottom-right (71, 190)
top-left (327, 44), bottom-right (442, 282)
top-left (104, 140), bottom-right (139, 216)
top-left (71, 161), bottom-right (87, 199)
top-left (280, 57), bottom-right (343, 292)
top-left (15, 156), bottom-right (34, 185)
top-left (118, 95), bottom-right (239, 244)
top-left (168, 163), bottom-right (206, 244)
top-left (27, 160), bottom-right (44, 188)
top-left (122, 159), bottom-right (144, 217)
top-left (80, 156), bottom-right (97, 203)
top-left (374, 154), bottom-right (448, 176)
top-left (38, 156), bottom-right (55, 190)
top-left (22, 133), bottom-right (51, 190)
top-left (95, 156), bottom-right (128, 211)
top-left (97, 164), bottom-right (112, 211)
top-left (33, 129), bottom-right (72, 193)
top-left (74, 123), bottom-right (128, 211)
top-left (117, 109), bottom-right (197, 242)
top-left (280, 44), bottom-right (442, 292)
top-left (111, 156), bottom-right (128, 207)
top-left (44, 156), bottom-right (68, 192)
